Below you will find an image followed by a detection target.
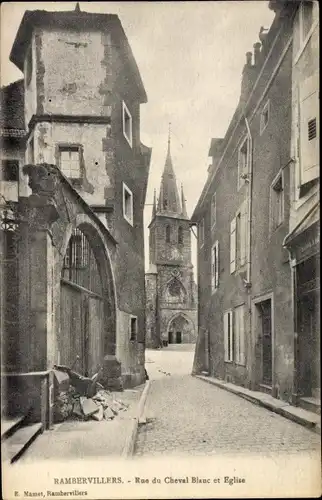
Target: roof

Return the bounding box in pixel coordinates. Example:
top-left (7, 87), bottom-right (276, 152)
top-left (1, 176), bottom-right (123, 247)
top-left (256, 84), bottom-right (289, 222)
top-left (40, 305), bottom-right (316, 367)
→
top-left (10, 9), bottom-right (147, 103)
top-left (0, 79), bottom-right (26, 138)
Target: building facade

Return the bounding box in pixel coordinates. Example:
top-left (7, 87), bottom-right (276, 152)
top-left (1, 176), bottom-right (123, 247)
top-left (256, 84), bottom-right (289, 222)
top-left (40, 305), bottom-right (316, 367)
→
top-left (283, 0), bottom-right (319, 410)
top-left (145, 139), bottom-right (197, 348)
top-left (192, 1), bottom-right (319, 411)
top-left (0, 5), bottom-right (151, 428)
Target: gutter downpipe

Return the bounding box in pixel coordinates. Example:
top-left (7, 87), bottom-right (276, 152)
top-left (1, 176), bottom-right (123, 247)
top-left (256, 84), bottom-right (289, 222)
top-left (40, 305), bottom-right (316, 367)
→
top-left (244, 115), bottom-right (254, 390)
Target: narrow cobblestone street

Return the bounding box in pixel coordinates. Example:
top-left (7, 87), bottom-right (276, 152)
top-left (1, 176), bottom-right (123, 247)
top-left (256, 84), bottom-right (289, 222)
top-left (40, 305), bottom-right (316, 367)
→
top-left (135, 345), bottom-right (321, 457)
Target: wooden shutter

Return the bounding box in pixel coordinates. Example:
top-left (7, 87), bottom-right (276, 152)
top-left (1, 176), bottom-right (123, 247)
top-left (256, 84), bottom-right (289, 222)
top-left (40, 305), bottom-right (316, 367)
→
top-left (224, 310), bottom-right (233, 362)
top-left (240, 200), bottom-right (248, 266)
top-left (239, 306), bottom-right (245, 365)
top-left (215, 241), bottom-right (219, 288)
top-left (224, 312), bottom-right (228, 361)
top-left (230, 218), bottom-right (236, 273)
top-left (234, 308), bottom-right (240, 363)
top-left (211, 244), bottom-right (215, 291)
top-left (299, 73), bottom-right (319, 185)
top-left (229, 311), bottom-right (233, 362)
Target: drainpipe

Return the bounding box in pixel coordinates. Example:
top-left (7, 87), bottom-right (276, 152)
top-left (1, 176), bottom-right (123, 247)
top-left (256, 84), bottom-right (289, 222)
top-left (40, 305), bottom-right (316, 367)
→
top-left (244, 115), bottom-right (254, 389)
top-left (244, 116), bottom-right (253, 287)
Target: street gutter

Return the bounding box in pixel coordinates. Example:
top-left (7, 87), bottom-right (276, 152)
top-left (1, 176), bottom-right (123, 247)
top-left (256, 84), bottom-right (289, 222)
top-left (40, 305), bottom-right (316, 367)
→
top-left (122, 380), bottom-right (151, 458)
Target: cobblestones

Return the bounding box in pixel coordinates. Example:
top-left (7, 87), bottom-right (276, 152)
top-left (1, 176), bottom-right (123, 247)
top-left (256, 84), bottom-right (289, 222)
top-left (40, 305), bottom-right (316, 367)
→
top-left (135, 371), bottom-right (321, 457)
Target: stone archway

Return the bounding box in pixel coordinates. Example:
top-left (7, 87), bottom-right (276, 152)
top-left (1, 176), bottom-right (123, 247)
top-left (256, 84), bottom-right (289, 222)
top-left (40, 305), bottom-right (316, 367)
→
top-left (58, 218), bottom-right (119, 387)
top-left (166, 313), bottom-right (195, 344)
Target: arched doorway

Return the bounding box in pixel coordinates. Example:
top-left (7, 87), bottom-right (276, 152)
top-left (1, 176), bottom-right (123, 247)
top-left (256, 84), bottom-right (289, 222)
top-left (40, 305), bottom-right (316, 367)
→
top-left (59, 225), bottom-right (115, 377)
top-left (167, 313), bottom-right (195, 344)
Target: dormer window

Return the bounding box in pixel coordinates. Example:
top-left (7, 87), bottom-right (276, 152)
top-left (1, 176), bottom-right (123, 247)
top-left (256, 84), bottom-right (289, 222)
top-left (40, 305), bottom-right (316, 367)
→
top-left (122, 101), bottom-right (132, 147)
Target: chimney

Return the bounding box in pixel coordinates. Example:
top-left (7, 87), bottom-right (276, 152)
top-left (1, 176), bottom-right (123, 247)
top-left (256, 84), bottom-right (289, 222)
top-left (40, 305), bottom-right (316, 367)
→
top-left (253, 42), bottom-right (262, 66)
top-left (240, 51), bottom-right (257, 106)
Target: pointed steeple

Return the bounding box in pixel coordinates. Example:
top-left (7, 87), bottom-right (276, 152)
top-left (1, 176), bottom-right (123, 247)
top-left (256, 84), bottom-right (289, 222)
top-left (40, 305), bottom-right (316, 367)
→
top-left (181, 184), bottom-right (188, 218)
top-left (152, 189), bottom-right (157, 219)
top-left (157, 124), bottom-right (182, 215)
top-left (75, 2), bottom-right (81, 12)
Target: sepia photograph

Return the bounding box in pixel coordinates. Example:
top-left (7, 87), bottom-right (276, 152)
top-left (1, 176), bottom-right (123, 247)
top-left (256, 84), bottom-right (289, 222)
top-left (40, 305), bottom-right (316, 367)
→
top-left (0, 1), bottom-right (320, 499)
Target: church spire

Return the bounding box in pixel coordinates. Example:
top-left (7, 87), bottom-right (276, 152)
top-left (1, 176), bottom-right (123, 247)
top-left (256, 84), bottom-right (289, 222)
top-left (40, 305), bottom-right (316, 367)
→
top-left (181, 183), bottom-right (188, 218)
top-left (152, 188), bottom-right (157, 219)
top-left (157, 125), bottom-right (182, 215)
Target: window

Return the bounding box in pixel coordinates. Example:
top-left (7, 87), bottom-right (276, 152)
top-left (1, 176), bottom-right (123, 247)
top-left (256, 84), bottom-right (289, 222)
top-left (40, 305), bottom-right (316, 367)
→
top-left (199, 218), bottom-right (204, 247)
top-left (230, 200), bottom-right (248, 273)
top-left (237, 136), bottom-right (249, 189)
top-left (178, 226), bottom-right (183, 244)
top-left (234, 304), bottom-right (245, 365)
top-left (260, 100), bottom-right (270, 135)
top-left (211, 241), bottom-right (219, 292)
top-left (299, 72), bottom-right (319, 186)
top-left (59, 147), bottom-right (81, 178)
top-left (122, 101), bottom-right (132, 147)
top-left (26, 45), bottom-right (32, 87)
top-left (63, 228), bottom-right (89, 271)
top-left (1, 160), bottom-right (19, 181)
top-left (166, 225), bottom-right (171, 243)
top-left (28, 136), bottom-right (34, 164)
top-left (211, 192), bottom-right (217, 228)
top-left (163, 198), bottom-right (168, 210)
top-left (130, 316), bottom-right (137, 341)
top-left (270, 172), bottom-right (284, 231)
top-left (224, 310), bottom-right (233, 362)
top-left (123, 183), bottom-right (133, 225)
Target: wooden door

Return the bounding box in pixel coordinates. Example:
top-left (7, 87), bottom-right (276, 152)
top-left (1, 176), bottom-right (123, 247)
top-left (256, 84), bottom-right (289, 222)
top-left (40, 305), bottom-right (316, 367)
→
top-left (261, 300), bottom-right (272, 385)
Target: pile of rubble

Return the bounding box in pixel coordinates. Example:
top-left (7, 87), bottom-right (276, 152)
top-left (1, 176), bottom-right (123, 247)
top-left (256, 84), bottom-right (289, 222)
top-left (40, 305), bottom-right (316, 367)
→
top-left (53, 365), bottom-right (128, 423)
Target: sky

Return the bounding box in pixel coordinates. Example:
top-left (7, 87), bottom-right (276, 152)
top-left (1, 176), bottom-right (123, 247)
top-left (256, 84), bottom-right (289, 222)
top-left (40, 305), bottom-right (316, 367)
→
top-left (1, 1), bottom-right (275, 274)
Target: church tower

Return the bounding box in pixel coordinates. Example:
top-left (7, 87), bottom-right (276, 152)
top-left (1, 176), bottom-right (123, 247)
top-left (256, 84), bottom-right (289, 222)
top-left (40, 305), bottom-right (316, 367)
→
top-left (146, 131), bottom-right (197, 348)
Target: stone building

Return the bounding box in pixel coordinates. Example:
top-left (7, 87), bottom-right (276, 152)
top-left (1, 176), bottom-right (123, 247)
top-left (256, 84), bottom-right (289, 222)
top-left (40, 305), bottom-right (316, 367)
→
top-left (282, 0), bottom-right (319, 411)
top-left (145, 137), bottom-right (197, 348)
top-left (0, 5), bottom-right (151, 429)
top-left (192, 0), bottom-right (319, 412)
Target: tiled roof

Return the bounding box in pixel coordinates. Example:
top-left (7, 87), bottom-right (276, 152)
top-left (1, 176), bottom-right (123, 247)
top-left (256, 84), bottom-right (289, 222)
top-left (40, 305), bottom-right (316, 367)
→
top-left (0, 79), bottom-right (25, 136)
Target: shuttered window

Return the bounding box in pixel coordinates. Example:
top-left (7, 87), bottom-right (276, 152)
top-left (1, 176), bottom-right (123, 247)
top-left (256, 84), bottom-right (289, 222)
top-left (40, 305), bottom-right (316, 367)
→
top-left (211, 240), bottom-right (219, 292)
top-left (299, 73), bottom-right (319, 185)
top-left (230, 200), bottom-right (248, 273)
top-left (238, 136), bottom-right (249, 189)
top-left (199, 218), bottom-right (205, 247)
top-left (211, 192), bottom-right (217, 228)
top-left (230, 218), bottom-right (236, 273)
top-left (224, 310), bottom-right (233, 362)
top-left (234, 304), bottom-right (245, 365)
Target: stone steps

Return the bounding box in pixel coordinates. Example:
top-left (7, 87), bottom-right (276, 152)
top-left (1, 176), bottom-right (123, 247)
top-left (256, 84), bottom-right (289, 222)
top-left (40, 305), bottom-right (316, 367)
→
top-left (299, 396), bottom-right (321, 415)
top-left (2, 420), bottom-right (43, 463)
top-left (1, 415), bottom-right (25, 440)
